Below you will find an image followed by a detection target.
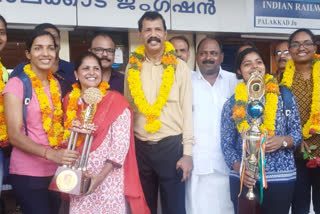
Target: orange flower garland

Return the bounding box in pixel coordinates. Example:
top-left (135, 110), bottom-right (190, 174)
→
top-left (24, 64), bottom-right (63, 147)
top-left (232, 74), bottom-right (280, 135)
top-left (0, 58), bottom-right (9, 146)
top-left (127, 41), bottom-right (177, 133)
top-left (280, 56), bottom-right (319, 138)
top-left (62, 81), bottom-right (110, 147)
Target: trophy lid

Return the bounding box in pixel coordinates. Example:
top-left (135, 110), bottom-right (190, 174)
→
top-left (83, 87), bottom-right (102, 105)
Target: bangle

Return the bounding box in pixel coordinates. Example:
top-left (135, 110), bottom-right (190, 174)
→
top-left (44, 148), bottom-right (49, 160)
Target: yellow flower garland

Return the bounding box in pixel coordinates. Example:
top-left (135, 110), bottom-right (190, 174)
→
top-left (232, 74), bottom-right (280, 135)
top-left (280, 58), bottom-right (320, 139)
top-left (24, 64), bottom-right (63, 147)
top-left (62, 81), bottom-right (110, 146)
top-left (127, 41), bottom-right (177, 133)
top-left (0, 58), bottom-right (8, 145)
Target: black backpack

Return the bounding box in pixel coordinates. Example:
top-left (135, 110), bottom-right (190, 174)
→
top-left (9, 71), bottom-right (32, 136)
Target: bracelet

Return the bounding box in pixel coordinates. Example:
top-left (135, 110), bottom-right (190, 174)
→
top-left (44, 148), bottom-right (49, 160)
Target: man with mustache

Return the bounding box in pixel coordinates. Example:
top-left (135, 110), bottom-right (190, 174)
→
top-left (89, 32), bottom-right (124, 94)
top-left (274, 41), bottom-right (291, 82)
top-left (185, 36), bottom-right (238, 214)
top-left (124, 11), bottom-right (193, 214)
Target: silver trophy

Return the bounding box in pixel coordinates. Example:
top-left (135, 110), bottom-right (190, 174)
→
top-left (242, 71), bottom-right (266, 200)
top-left (49, 87), bottom-right (102, 195)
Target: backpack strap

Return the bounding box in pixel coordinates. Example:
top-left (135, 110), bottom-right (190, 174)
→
top-left (279, 86), bottom-right (293, 117)
top-left (16, 72), bottom-right (32, 136)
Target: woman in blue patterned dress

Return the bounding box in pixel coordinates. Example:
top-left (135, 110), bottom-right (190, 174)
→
top-left (221, 48), bottom-right (302, 214)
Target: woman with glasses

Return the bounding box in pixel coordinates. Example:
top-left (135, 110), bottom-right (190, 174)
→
top-left (285, 29), bottom-right (320, 214)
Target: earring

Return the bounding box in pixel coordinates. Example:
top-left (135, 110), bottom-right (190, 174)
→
top-left (76, 77), bottom-right (78, 81)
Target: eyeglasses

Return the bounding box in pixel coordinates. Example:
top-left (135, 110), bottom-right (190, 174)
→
top-left (91, 47), bottom-right (115, 55)
top-left (289, 41), bottom-right (314, 49)
top-left (275, 50), bottom-right (289, 56)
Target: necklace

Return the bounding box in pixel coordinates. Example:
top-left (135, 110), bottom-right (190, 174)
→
top-left (280, 56), bottom-right (319, 139)
top-left (0, 59), bottom-right (8, 145)
top-left (62, 81), bottom-right (110, 146)
top-left (24, 64), bottom-right (63, 147)
top-left (127, 41), bottom-right (177, 133)
top-left (232, 74), bottom-right (280, 135)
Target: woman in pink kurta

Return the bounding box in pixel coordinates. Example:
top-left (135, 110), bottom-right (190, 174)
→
top-left (65, 52), bottom-right (150, 214)
top-left (70, 108), bottom-right (131, 213)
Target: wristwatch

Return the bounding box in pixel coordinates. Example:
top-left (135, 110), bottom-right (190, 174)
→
top-left (282, 139), bottom-right (288, 149)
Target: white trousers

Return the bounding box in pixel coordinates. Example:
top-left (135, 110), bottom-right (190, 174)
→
top-left (185, 171), bottom-right (234, 214)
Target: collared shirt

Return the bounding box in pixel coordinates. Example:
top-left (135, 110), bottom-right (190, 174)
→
top-left (11, 59), bottom-right (76, 98)
top-left (124, 57), bottom-right (194, 156)
top-left (109, 69), bottom-right (124, 94)
top-left (192, 68), bottom-right (239, 175)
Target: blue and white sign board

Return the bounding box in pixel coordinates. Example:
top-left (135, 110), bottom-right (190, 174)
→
top-left (254, 0), bottom-right (320, 30)
top-left (170, 0), bottom-right (249, 32)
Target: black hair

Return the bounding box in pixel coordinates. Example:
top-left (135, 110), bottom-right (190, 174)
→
top-left (26, 30), bottom-right (57, 52)
top-left (236, 41), bottom-right (256, 55)
top-left (289, 28), bottom-right (315, 44)
top-left (0, 15), bottom-right (7, 30)
top-left (138, 11), bottom-right (167, 32)
top-left (169, 35), bottom-right (190, 50)
top-left (273, 40), bottom-right (289, 56)
top-left (34, 23), bottom-right (60, 38)
top-left (74, 51), bottom-right (102, 72)
top-left (234, 48), bottom-right (266, 79)
top-left (197, 36), bottom-right (223, 53)
top-left (90, 31), bottom-right (115, 48)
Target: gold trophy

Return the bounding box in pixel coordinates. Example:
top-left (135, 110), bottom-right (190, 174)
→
top-left (49, 87), bottom-right (102, 195)
top-left (242, 71), bottom-right (266, 200)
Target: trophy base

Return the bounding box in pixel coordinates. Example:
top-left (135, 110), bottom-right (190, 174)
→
top-left (246, 188), bottom-right (256, 201)
top-left (49, 166), bottom-right (91, 195)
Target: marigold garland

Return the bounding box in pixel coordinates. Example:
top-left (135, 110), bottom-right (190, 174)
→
top-left (0, 58), bottom-right (9, 146)
top-left (62, 81), bottom-right (110, 146)
top-left (127, 41), bottom-right (177, 133)
top-left (24, 64), bottom-right (63, 147)
top-left (280, 56), bottom-right (320, 139)
top-left (232, 74), bottom-right (280, 135)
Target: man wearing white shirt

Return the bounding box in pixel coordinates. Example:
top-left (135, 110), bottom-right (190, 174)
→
top-left (186, 36), bottom-right (239, 214)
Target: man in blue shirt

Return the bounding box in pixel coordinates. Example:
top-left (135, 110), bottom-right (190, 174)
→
top-left (11, 23), bottom-right (76, 98)
top-left (89, 32), bottom-right (124, 94)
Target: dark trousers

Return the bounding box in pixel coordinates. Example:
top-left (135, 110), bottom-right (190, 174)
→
top-left (230, 177), bottom-right (295, 214)
top-left (135, 135), bottom-right (185, 214)
top-left (10, 174), bottom-right (61, 214)
top-left (292, 159), bottom-right (320, 214)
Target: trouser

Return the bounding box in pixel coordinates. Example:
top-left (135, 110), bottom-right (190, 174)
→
top-left (135, 135), bottom-right (185, 214)
top-left (292, 159), bottom-right (320, 214)
top-left (10, 174), bottom-right (61, 214)
top-left (230, 176), bottom-right (295, 214)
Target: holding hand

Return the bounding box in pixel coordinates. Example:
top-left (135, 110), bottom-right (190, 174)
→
top-left (243, 169), bottom-right (256, 189)
top-left (84, 172), bottom-right (105, 195)
top-left (265, 136), bottom-right (283, 153)
top-left (47, 148), bottom-right (79, 165)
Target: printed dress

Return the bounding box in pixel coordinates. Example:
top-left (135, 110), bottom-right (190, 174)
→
top-left (70, 108), bottom-right (130, 214)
